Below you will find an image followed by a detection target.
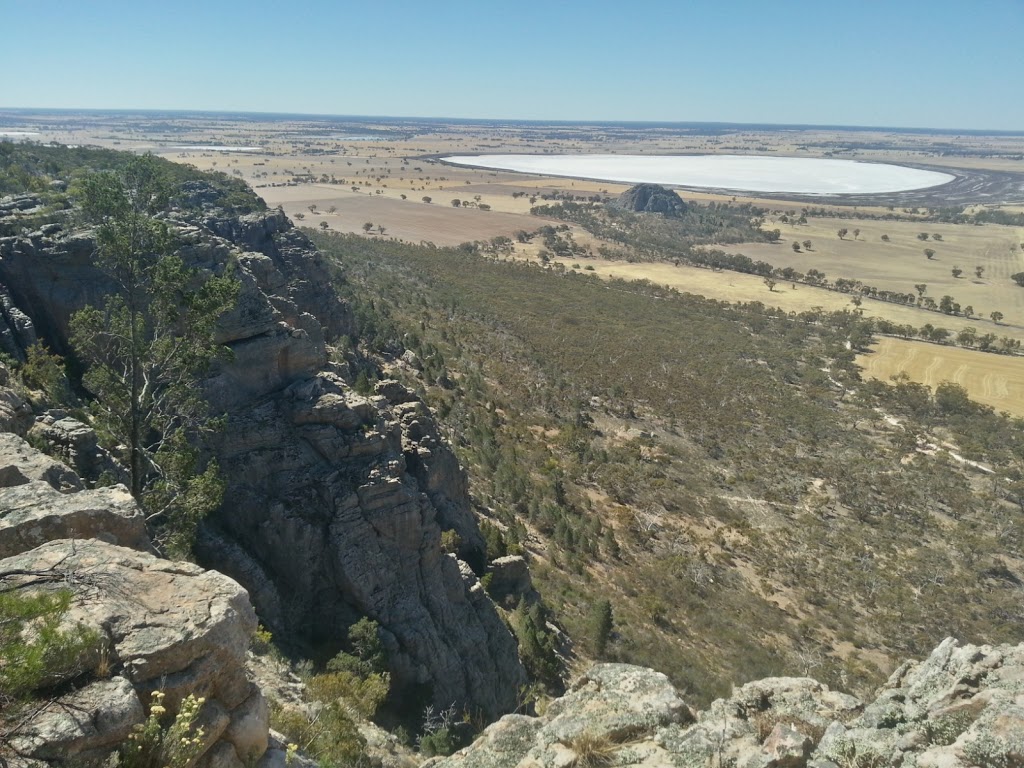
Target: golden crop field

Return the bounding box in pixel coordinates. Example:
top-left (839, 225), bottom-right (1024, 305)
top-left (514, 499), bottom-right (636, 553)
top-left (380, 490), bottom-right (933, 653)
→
top-left (856, 336), bottom-right (1024, 417)
top-left (552, 256), bottom-right (1024, 343)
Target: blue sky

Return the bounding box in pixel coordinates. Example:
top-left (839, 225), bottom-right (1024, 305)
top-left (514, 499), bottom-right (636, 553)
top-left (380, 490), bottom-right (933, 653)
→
top-left (2, 0), bottom-right (1022, 130)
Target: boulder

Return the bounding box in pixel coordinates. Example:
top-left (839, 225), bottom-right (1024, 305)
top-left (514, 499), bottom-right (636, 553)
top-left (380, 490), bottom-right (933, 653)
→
top-left (0, 432), bottom-right (83, 492)
top-left (0, 480), bottom-right (149, 558)
top-left (486, 555), bottom-right (536, 605)
top-left (432, 640), bottom-right (1024, 768)
top-left (429, 664), bottom-right (692, 768)
top-left (7, 677), bottom-right (144, 762)
top-left (815, 638), bottom-right (1024, 768)
top-left (0, 379), bottom-right (33, 435)
top-left (28, 413), bottom-right (127, 486)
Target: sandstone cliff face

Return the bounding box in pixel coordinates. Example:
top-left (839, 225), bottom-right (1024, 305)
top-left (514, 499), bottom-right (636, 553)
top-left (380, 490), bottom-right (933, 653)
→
top-left (428, 639), bottom-right (1024, 768)
top-left (0, 188), bottom-right (526, 717)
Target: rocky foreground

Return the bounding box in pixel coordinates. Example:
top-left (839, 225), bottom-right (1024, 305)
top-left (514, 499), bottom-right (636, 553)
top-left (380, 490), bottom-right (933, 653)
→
top-left (0, 423), bottom-right (271, 766)
top-left (5, 408), bottom-right (1023, 768)
top-left (428, 640), bottom-right (1024, 768)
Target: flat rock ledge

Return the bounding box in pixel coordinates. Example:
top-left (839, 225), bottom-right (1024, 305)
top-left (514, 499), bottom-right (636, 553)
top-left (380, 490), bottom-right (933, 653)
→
top-left (0, 432), bottom-right (149, 559)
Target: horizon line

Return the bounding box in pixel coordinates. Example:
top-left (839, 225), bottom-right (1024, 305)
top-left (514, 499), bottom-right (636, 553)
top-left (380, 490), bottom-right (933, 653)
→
top-left (1, 106), bottom-right (1022, 137)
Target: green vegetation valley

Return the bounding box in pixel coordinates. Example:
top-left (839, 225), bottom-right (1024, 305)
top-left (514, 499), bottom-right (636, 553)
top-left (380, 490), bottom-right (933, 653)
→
top-left (313, 229), bottom-right (1024, 706)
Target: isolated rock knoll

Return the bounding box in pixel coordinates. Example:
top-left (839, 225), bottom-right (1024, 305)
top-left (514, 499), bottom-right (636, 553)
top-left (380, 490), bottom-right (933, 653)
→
top-left (610, 183), bottom-right (687, 216)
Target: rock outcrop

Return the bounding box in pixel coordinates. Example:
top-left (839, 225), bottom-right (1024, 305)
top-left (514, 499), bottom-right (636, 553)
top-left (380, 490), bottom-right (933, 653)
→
top-left (427, 639), bottom-right (1024, 768)
top-left (28, 412), bottom-right (126, 486)
top-left (0, 430), bottom-right (268, 767)
top-left (0, 433), bottom-right (149, 558)
top-left (0, 183), bottom-right (527, 717)
top-left (2, 539), bottom-right (265, 767)
top-left (486, 556), bottom-right (538, 607)
top-left (200, 371), bottom-right (524, 716)
top-left (610, 183), bottom-right (687, 216)
top-left (814, 637), bottom-right (1024, 768)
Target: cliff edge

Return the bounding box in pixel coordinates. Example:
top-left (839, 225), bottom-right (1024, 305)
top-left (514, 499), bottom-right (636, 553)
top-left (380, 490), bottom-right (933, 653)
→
top-left (0, 178), bottom-right (526, 718)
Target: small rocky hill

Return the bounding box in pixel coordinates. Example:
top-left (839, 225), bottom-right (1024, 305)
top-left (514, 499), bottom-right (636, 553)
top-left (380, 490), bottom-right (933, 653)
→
top-left (427, 638), bottom-right (1024, 768)
top-left (610, 183), bottom-right (687, 216)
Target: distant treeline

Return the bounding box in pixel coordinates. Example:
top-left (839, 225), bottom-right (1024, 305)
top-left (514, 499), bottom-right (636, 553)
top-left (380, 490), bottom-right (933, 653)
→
top-left (0, 140), bottom-right (263, 213)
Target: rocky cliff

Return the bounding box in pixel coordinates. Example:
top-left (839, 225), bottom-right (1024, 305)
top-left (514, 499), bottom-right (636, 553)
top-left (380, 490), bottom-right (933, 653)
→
top-left (427, 638), bottom-right (1024, 768)
top-left (0, 182), bottom-right (526, 718)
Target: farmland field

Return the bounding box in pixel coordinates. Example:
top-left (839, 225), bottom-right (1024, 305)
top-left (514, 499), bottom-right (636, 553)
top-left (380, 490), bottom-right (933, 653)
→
top-left (856, 336), bottom-right (1024, 417)
top-left (550, 256), bottom-right (1024, 342)
top-left (722, 216), bottom-right (1024, 327)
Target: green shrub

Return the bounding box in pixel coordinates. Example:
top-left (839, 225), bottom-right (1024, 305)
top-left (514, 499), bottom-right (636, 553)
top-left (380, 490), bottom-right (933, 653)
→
top-left (270, 699), bottom-right (369, 767)
top-left (20, 343), bottom-right (73, 406)
top-left (308, 670), bottom-right (390, 719)
top-left (0, 588), bottom-right (98, 711)
top-left (440, 529), bottom-right (463, 555)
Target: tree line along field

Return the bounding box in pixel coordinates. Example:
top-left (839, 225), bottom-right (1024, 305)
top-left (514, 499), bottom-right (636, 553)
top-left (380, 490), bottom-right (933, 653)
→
top-left (729, 215), bottom-right (1024, 328)
top-left (547, 255), bottom-right (1024, 342)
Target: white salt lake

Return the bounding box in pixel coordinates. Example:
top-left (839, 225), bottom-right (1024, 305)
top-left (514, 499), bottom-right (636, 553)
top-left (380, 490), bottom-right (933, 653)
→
top-left (442, 154), bottom-right (955, 195)
top-left (167, 145), bottom-right (263, 152)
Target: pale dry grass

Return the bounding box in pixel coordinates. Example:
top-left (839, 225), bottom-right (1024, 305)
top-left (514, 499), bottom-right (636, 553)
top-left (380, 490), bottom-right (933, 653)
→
top-left (563, 732), bottom-right (617, 768)
top-left (856, 336), bottom-right (1024, 417)
top-left (552, 256), bottom-right (1024, 342)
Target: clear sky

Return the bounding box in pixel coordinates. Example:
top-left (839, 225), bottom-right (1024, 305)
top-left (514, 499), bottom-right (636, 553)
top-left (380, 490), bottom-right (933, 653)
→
top-left (2, 0), bottom-right (1022, 130)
